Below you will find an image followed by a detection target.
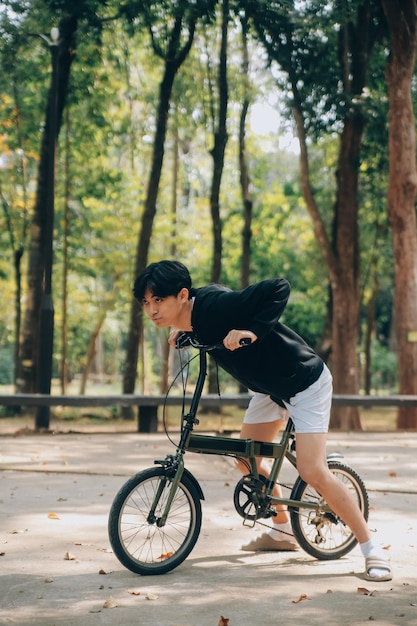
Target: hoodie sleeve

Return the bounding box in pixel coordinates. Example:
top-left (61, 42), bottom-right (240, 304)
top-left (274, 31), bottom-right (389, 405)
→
top-left (191, 279), bottom-right (291, 345)
top-left (245, 279), bottom-right (290, 341)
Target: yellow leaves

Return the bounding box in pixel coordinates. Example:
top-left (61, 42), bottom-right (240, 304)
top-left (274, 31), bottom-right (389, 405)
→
top-left (127, 589), bottom-right (141, 596)
top-left (158, 551), bottom-right (174, 560)
top-left (48, 512), bottom-right (60, 520)
top-left (103, 596), bottom-right (118, 609)
top-left (100, 589), bottom-right (159, 611)
top-left (146, 593), bottom-right (159, 601)
top-left (292, 593), bottom-right (309, 604)
top-left (357, 587), bottom-right (379, 597)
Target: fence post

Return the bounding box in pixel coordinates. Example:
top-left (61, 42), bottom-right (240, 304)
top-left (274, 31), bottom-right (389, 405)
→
top-left (137, 406), bottom-right (158, 433)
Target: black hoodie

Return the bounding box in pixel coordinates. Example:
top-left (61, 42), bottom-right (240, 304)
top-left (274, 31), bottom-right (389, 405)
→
top-left (190, 279), bottom-right (324, 403)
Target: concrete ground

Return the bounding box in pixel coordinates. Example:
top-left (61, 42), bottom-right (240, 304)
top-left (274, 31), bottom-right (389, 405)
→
top-left (0, 429), bottom-right (417, 626)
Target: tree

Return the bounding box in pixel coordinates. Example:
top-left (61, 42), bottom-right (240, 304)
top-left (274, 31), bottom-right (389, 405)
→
top-left (17, 13), bottom-right (79, 404)
top-left (12, 1), bottom-right (105, 403)
top-left (0, 12), bottom-right (43, 388)
top-left (207, 0), bottom-right (229, 285)
top-left (381, 0), bottom-right (417, 428)
top-left (122, 0), bottom-right (216, 410)
top-left (246, 0), bottom-right (384, 429)
top-left (237, 10), bottom-right (253, 290)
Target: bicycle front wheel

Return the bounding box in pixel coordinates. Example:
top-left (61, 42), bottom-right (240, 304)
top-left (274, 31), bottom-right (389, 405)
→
top-left (108, 467), bottom-right (202, 575)
top-left (290, 460), bottom-right (369, 560)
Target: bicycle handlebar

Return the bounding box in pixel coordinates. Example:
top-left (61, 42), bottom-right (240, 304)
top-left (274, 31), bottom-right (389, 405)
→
top-left (175, 333), bottom-right (252, 351)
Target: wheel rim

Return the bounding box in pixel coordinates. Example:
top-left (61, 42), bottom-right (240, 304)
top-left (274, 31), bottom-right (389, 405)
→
top-left (117, 474), bottom-right (198, 569)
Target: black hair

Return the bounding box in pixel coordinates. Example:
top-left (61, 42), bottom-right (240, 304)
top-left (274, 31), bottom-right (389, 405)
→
top-left (133, 260), bottom-right (192, 302)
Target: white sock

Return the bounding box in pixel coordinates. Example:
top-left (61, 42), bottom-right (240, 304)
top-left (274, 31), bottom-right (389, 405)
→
top-left (268, 521), bottom-right (293, 540)
top-left (360, 539), bottom-right (390, 578)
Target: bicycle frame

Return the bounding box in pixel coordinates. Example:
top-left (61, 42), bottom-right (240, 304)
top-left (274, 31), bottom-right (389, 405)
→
top-left (154, 343), bottom-right (332, 525)
top-left (109, 339), bottom-right (369, 575)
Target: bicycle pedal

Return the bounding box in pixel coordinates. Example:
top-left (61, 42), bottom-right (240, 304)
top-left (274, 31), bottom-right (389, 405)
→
top-left (242, 517), bottom-right (256, 529)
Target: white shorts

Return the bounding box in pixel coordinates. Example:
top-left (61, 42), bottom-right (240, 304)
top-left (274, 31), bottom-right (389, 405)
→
top-left (243, 364), bottom-right (333, 434)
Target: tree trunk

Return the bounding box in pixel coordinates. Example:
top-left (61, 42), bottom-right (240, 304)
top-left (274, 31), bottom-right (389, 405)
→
top-left (122, 16), bottom-right (196, 411)
top-left (239, 13), bottom-right (252, 291)
top-left (329, 112), bottom-right (364, 430)
top-left (61, 108), bottom-right (70, 394)
top-left (381, 0), bottom-right (417, 429)
top-left (16, 16), bottom-right (77, 394)
top-left (209, 0), bottom-right (229, 285)
top-left (79, 312), bottom-right (107, 395)
top-left (293, 99), bottom-right (363, 430)
top-left (207, 0), bottom-right (229, 394)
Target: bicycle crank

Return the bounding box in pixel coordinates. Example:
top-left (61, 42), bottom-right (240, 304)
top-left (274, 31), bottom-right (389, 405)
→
top-left (233, 474), bottom-right (276, 521)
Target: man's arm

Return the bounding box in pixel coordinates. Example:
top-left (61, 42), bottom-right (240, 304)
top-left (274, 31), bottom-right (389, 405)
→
top-left (241, 279), bottom-right (290, 341)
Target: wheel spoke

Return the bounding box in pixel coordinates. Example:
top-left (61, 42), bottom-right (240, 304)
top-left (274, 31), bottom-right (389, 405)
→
top-left (108, 468), bottom-right (202, 575)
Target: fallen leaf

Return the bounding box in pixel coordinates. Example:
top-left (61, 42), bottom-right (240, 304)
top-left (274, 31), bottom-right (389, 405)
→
top-left (218, 617), bottom-right (230, 626)
top-left (0, 552), bottom-right (5, 556)
top-left (383, 544), bottom-right (391, 550)
top-left (48, 512), bottom-right (60, 520)
top-left (326, 589), bottom-right (333, 594)
top-left (98, 569), bottom-right (107, 575)
top-left (64, 551), bottom-right (76, 561)
top-left (357, 587), bottom-right (371, 595)
top-left (44, 578), bottom-right (53, 583)
top-left (158, 551), bottom-right (174, 560)
top-left (146, 593), bottom-right (158, 600)
top-left (389, 471), bottom-right (397, 477)
top-left (128, 589), bottom-right (141, 596)
top-left (103, 596), bottom-right (118, 609)
top-left (292, 594), bottom-right (309, 604)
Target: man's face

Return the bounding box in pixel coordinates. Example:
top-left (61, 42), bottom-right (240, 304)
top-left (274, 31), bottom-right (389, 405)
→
top-left (142, 288), bottom-right (184, 328)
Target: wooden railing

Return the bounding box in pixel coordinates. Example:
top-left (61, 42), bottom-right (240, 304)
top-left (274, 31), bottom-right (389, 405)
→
top-left (1, 393), bottom-right (417, 432)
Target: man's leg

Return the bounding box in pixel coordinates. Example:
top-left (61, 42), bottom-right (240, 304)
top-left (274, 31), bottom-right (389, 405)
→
top-left (295, 432), bottom-right (371, 542)
top-left (295, 432), bottom-right (392, 580)
top-left (238, 419), bottom-right (298, 551)
top-left (237, 420), bottom-right (288, 524)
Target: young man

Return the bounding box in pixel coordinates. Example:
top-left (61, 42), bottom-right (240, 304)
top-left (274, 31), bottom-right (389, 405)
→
top-left (133, 259), bottom-right (392, 582)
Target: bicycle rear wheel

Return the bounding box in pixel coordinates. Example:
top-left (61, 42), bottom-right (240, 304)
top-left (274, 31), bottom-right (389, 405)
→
top-left (290, 460), bottom-right (369, 560)
top-left (108, 467), bottom-right (202, 575)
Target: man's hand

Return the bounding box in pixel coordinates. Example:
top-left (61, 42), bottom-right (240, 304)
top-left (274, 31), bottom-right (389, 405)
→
top-left (168, 329), bottom-right (182, 348)
top-left (223, 329), bottom-right (257, 351)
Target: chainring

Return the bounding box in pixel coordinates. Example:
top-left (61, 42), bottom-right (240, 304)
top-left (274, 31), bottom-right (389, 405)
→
top-left (233, 474), bottom-right (275, 521)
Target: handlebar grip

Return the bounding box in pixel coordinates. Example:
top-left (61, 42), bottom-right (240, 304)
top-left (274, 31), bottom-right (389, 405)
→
top-left (239, 337), bottom-right (252, 346)
top-left (176, 332), bottom-right (193, 349)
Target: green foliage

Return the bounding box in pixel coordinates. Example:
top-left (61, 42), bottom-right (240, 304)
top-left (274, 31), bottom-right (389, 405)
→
top-left (0, 0), bottom-right (405, 398)
top-left (0, 346), bottom-right (13, 385)
top-left (369, 341), bottom-right (397, 392)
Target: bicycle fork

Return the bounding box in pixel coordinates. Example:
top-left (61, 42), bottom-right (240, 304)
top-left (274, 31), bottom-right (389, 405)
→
top-left (147, 455), bottom-right (186, 528)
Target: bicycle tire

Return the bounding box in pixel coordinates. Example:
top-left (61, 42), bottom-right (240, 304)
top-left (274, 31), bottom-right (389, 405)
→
top-left (289, 460), bottom-right (369, 560)
top-left (108, 467), bottom-right (202, 575)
